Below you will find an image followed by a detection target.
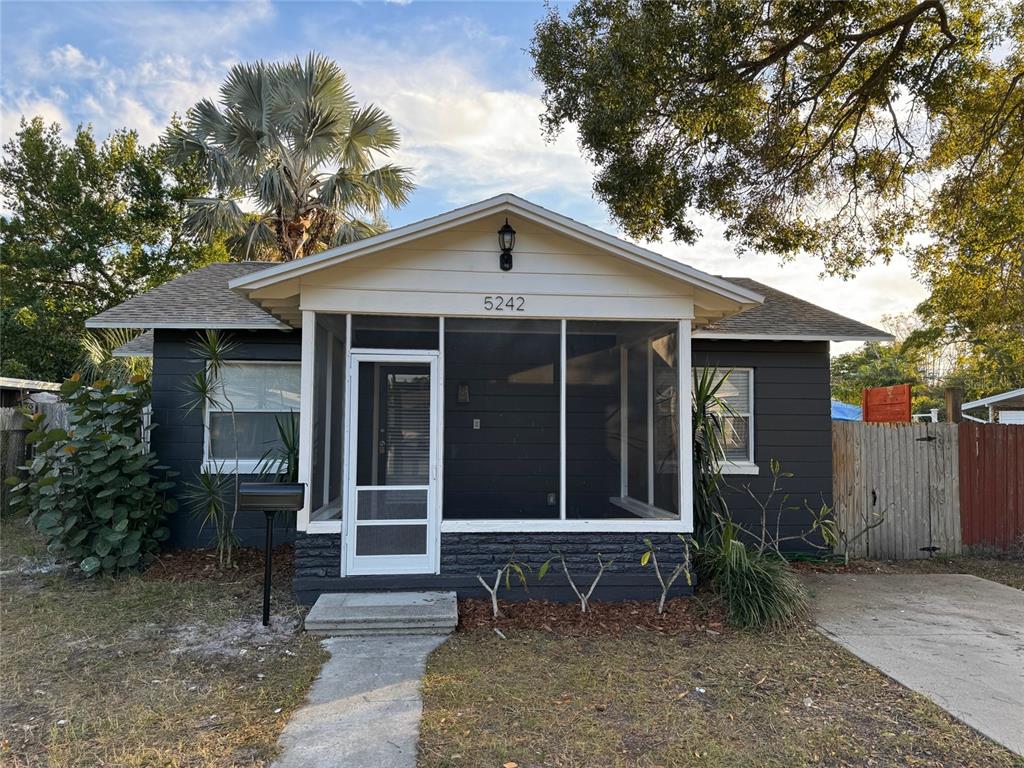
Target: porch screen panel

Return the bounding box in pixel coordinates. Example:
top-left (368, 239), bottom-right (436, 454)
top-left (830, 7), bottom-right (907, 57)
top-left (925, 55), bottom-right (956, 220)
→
top-left (567, 321), bottom-right (678, 520)
top-left (443, 318), bottom-right (560, 520)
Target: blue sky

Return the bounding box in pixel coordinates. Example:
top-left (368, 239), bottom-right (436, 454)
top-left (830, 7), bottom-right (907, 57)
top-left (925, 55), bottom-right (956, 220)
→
top-left (0, 0), bottom-right (924, 345)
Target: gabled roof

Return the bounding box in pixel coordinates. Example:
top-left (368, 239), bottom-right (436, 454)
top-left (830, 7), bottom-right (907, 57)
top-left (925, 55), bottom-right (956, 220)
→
top-left (694, 278), bottom-right (892, 342)
top-left (227, 193), bottom-right (765, 307)
top-left (962, 387), bottom-right (1024, 410)
top-left (87, 262), bottom-right (290, 330)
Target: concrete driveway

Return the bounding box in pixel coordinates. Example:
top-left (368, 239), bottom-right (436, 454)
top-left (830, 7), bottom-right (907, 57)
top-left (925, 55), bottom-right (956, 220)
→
top-left (804, 573), bottom-right (1024, 757)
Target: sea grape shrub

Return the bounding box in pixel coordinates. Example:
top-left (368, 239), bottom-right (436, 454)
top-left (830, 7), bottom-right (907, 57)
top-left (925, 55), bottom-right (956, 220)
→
top-left (8, 375), bottom-right (175, 575)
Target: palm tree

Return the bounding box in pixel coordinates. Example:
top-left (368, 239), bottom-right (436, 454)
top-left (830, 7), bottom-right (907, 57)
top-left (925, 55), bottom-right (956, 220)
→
top-left (163, 52), bottom-right (414, 261)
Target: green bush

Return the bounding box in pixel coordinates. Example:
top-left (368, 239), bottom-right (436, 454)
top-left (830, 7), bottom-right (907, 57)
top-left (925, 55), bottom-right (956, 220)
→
top-left (7, 375), bottom-right (175, 575)
top-left (701, 521), bottom-right (808, 630)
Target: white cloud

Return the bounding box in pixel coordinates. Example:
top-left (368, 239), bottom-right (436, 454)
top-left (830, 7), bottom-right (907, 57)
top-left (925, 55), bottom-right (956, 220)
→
top-left (0, 96), bottom-right (67, 144)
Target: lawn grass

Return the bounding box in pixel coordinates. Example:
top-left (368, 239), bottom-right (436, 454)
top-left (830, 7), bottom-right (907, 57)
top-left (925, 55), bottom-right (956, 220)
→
top-left (0, 517), bottom-right (328, 767)
top-left (419, 623), bottom-right (1023, 768)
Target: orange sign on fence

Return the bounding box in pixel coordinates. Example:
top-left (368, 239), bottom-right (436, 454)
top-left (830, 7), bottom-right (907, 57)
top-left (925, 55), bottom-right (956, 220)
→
top-left (862, 384), bottom-right (912, 423)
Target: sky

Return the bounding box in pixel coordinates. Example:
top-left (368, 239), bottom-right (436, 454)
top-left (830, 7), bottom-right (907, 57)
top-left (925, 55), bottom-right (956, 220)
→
top-left (0, 0), bottom-right (927, 352)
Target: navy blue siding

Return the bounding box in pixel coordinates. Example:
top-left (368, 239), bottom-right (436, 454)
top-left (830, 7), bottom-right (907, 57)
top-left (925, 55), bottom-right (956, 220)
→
top-left (693, 340), bottom-right (832, 544)
top-left (150, 328), bottom-right (300, 548)
top-left (149, 330), bottom-right (832, 582)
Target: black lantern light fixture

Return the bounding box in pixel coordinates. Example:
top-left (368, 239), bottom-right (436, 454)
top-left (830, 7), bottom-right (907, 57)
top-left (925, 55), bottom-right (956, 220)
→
top-left (497, 218), bottom-right (516, 271)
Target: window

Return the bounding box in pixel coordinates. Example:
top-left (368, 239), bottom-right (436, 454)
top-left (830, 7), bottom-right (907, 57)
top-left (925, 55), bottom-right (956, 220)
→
top-left (697, 367), bottom-right (755, 469)
top-left (206, 362), bottom-right (301, 471)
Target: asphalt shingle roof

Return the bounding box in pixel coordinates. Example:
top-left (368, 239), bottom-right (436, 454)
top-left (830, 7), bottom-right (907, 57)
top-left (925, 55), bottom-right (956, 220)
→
top-left (87, 262), bottom-right (890, 341)
top-left (110, 330), bottom-right (155, 357)
top-left (87, 262), bottom-right (286, 329)
top-left (697, 277), bottom-right (891, 340)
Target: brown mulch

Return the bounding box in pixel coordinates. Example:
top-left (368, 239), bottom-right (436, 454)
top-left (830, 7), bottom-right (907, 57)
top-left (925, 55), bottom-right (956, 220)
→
top-left (457, 597), bottom-right (728, 637)
top-left (142, 544), bottom-right (296, 583)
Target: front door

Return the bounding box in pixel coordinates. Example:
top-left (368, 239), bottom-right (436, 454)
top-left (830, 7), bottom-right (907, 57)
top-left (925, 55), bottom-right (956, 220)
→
top-left (344, 351), bottom-right (439, 575)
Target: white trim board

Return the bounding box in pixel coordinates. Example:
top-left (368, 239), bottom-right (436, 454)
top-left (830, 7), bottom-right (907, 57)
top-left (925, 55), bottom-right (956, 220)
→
top-left (693, 332), bottom-right (893, 342)
top-left (962, 387), bottom-right (1024, 410)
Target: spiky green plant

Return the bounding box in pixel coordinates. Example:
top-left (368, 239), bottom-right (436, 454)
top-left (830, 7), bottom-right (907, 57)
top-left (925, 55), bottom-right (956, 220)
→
top-left (692, 366), bottom-right (731, 542)
top-left (256, 412), bottom-right (299, 483)
top-left (701, 521), bottom-right (808, 630)
top-left (183, 330), bottom-right (241, 567)
top-left (162, 52), bottom-right (414, 261)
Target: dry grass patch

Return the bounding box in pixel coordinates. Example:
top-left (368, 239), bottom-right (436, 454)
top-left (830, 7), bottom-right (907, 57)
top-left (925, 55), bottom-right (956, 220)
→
top-left (0, 517), bottom-right (327, 767)
top-left (795, 555), bottom-right (1024, 591)
top-left (419, 621), bottom-right (1022, 768)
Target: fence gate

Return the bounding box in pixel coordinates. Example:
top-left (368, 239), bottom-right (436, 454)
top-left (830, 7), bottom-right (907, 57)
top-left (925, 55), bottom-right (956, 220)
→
top-left (833, 422), bottom-right (961, 559)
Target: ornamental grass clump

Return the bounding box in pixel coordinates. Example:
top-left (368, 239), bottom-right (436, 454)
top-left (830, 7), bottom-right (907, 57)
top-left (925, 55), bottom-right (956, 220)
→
top-left (701, 522), bottom-right (808, 630)
top-left (7, 375), bottom-right (175, 576)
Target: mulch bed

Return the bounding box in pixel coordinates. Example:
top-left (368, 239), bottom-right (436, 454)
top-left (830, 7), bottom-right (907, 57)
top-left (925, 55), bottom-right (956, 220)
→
top-left (457, 597), bottom-right (728, 637)
top-left (142, 544), bottom-right (296, 583)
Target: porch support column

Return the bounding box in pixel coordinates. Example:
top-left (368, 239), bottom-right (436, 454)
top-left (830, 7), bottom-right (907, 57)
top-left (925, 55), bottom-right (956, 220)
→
top-left (678, 319), bottom-right (694, 533)
top-left (298, 309), bottom-right (316, 530)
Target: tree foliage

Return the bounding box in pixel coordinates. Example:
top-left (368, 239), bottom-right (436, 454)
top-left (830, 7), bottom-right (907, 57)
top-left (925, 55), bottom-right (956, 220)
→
top-left (163, 52), bottom-right (414, 261)
top-left (533, 0), bottom-right (1005, 273)
top-left (0, 118), bottom-right (222, 381)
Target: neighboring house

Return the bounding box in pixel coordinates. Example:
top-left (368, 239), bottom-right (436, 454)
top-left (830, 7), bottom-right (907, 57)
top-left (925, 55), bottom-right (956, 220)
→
top-left (87, 194), bottom-right (890, 601)
top-left (961, 387), bottom-right (1024, 424)
top-left (0, 377), bottom-right (61, 407)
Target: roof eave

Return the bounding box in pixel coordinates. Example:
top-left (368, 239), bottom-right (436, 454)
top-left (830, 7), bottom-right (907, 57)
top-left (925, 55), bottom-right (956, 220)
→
top-left (962, 387), bottom-right (1024, 410)
top-left (693, 331), bottom-right (895, 342)
top-left (85, 320), bottom-right (293, 331)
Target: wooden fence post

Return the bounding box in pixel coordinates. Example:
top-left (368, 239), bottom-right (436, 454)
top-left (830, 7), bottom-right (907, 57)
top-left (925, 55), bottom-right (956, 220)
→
top-left (945, 387), bottom-right (963, 423)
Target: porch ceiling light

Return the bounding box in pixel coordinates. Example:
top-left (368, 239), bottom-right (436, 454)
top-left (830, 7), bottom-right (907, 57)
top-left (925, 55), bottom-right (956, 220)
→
top-left (498, 218), bottom-right (516, 271)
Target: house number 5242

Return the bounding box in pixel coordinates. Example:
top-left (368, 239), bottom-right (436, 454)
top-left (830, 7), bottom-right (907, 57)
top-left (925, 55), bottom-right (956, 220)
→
top-left (483, 295), bottom-right (525, 312)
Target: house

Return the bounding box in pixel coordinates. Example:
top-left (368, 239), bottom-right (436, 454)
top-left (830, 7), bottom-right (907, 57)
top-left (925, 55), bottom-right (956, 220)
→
top-left (961, 387), bottom-right (1024, 424)
top-left (87, 194), bottom-right (890, 602)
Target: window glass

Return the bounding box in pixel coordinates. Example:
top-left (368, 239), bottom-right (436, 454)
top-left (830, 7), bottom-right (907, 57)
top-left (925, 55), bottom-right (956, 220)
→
top-left (208, 362), bottom-right (300, 462)
top-left (209, 411), bottom-right (298, 460)
top-left (566, 321), bottom-right (678, 520)
top-left (443, 318), bottom-right (560, 520)
top-left (219, 363), bottom-right (300, 411)
top-left (698, 368), bottom-right (753, 463)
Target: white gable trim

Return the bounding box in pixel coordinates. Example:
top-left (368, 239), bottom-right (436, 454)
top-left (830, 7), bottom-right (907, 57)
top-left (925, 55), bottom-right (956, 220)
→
top-left (962, 387), bottom-right (1024, 410)
top-left (228, 193), bottom-right (764, 307)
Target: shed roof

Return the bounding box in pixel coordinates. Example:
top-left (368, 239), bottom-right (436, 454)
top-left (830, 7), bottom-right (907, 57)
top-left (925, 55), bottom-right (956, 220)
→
top-left (111, 330), bottom-right (155, 358)
top-left (962, 387), bottom-right (1024, 411)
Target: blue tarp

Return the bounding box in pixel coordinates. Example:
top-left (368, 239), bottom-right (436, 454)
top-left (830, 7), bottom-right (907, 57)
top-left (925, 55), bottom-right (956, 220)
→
top-left (831, 400), bottom-right (862, 421)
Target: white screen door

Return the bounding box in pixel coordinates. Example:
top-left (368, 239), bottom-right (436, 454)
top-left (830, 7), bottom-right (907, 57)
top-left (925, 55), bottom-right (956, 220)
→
top-left (344, 351), bottom-right (439, 575)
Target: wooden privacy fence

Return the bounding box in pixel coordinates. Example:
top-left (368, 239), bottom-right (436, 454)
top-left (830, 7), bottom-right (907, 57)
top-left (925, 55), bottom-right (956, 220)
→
top-left (833, 422), bottom-right (960, 560)
top-left (959, 423), bottom-right (1024, 551)
top-left (833, 421), bottom-right (1024, 559)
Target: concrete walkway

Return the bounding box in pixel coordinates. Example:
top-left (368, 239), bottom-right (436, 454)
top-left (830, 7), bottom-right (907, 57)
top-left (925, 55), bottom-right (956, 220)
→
top-left (805, 573), bottom-right (1024, 757)
top-left (271, 634), bottom-right (448, 768)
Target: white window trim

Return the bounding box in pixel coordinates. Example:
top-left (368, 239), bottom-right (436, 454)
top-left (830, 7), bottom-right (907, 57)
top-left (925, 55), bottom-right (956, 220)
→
top-left (202, 360), bottom-right (301, 475)
top-left (695, 365), bottom-right (756, 469)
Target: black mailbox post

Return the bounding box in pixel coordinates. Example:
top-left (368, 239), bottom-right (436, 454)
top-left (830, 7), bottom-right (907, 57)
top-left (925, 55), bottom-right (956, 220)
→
top-left (238, 482), bottom-right (305, 626)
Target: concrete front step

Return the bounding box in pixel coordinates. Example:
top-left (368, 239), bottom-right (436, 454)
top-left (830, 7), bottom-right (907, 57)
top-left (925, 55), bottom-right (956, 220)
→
top-left (305, 590), bottom-right (458, 636)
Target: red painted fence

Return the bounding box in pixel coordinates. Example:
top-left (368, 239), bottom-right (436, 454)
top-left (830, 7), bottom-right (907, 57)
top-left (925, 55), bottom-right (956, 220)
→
top-left (959, 423), bottom-right (1024, 551)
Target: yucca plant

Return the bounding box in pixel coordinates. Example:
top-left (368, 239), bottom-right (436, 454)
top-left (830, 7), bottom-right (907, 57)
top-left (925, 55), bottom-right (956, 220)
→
top-left (162, 52), bottom-right (414, 261)
top-left (692, 366), bottom-right (731, 543)
top-left (702, 521), bottom-right (808, 630)
top-left (256, 412), bottom-right (299, 483)
top-left (183, 330), bottom-right (241, 567)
